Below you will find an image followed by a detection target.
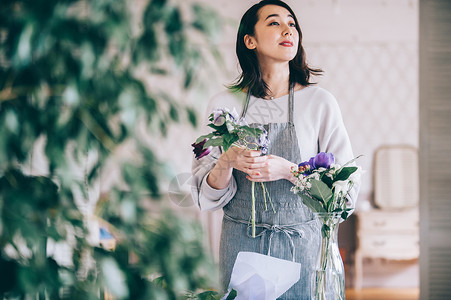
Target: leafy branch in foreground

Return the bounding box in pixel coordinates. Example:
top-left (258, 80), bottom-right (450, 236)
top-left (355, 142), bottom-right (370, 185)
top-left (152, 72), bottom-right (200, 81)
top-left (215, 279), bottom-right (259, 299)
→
top-left (0, 0), bottom-right (224, 299)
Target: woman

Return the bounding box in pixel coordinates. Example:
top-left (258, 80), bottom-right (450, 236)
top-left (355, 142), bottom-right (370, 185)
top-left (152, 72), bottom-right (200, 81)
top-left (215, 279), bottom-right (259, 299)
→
top-left (191, 1), bottom-right (358, 298)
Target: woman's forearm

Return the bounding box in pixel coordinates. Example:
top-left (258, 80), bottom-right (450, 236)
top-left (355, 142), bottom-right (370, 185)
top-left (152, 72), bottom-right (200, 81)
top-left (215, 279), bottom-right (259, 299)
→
top-left (206, 154), bottom-right (234, 190)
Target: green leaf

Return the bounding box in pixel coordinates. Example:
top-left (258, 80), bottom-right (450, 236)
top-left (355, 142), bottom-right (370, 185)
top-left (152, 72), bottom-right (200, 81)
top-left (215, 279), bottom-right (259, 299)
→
top-left (335, 166), bottom-right (357, 182)
top-left (226, 289), bottom-right (238, 300)
top-left (241, 126), bottom-right (263, 137)
top-left (321, 174), bottom-right (333, 189)
top-left (195, 133), bottom-right (214, 144)
top-left (184, 64), bottom-right (195, 89)
top-left (298, 193), bottom-right (326, 213)
top-left (169, 104), bottom-right (179, 122)
top-left (207, 123), bottom-right (228, 135)
top-left (341, 211), bottom-right (349, 220)
top-left (321, 224), bottom-right (331, 239)
top-left (187, 108), bottom-right (197, 127)
top-left (197, 290), bottom-right (220, 300)
top-left (152, 276), bottom-right (167, 289)
top-left (204, 137), bottom-right (223, 148)
top-left (223, 134), bottom-right (239, 151)
top-left (309, 179), bottom-right (333, 204)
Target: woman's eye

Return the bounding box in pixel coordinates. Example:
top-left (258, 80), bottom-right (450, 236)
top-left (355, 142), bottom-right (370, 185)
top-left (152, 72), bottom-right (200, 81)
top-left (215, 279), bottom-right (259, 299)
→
top-left (289, 23), bottom-right (296, 27)
top-left (269, 21), bottom-right (279, 26)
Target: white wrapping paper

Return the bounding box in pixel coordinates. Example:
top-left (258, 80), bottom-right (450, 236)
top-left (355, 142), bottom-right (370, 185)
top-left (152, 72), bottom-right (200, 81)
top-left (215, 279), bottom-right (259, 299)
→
top-left (226, 251), bottom-right (301, 300)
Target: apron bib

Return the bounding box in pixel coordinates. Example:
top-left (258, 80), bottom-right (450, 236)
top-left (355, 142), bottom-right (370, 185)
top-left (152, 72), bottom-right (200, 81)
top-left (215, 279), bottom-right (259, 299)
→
top-left (220, 84), bottom-right (322, 299)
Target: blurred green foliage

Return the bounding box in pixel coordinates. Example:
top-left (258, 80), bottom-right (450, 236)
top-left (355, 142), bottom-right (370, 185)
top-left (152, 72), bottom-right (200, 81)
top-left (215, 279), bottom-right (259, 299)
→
top-left (0, 0), bottom-right (225, 299)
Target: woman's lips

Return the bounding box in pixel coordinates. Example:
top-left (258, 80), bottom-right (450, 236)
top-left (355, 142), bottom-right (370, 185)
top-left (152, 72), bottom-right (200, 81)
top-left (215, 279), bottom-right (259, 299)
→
top-left (279, 41), bottom-right (294, 47)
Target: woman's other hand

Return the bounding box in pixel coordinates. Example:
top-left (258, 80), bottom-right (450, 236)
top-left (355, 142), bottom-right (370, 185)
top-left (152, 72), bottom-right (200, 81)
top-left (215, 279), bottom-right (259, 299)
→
top-left (246, 154), bottom-right (297, 183)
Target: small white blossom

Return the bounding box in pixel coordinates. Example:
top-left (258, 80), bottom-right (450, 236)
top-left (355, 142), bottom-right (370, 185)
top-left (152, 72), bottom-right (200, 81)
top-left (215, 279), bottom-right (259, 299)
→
top-left (239, 117), bottom-right (248, 126)
top-left (327, 164), bottom-right (340, 177)
top-left (348, 166), bottom-right (363, 184)
top-left (230, 108), bottom-right (239, 120)
top-left (311, 172), bottom-right (320, 180)
top-left (332, 180), bottom-right (350, 196)
top-left (226, 120), bottom-right (235, 133)
top-left (330, 163), bottom-right (341, 170)
top-left (213, 116), bottom-right (225, 126)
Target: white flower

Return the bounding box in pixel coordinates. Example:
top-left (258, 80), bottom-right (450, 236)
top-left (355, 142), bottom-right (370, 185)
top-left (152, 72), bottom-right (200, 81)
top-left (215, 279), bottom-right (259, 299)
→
top-left (212, 108), bottom-right (227, 125)
top-left (333, 180), bottom-right (350, 196)
top-left (230, 108), bottom-right (239, 121)
top-left (330, 163), bottom-right (341, 170)
top-left (239, 117), bottom-right (248, 126)
top-left (326, 164), bottom-right (340, 178)
top-left (310, 172), bottom-right (320, 180)
top-left (317, 167), bottom-right (327, 173)
top-left (213, 116), bottom-right (225, 126)
top-left (226, 120), bottom-right (235, 133)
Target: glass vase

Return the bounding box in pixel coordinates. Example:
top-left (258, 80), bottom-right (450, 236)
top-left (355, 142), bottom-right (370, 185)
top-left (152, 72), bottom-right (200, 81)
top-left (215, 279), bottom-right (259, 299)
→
top-left (312, 212), bottom-right (345, 300)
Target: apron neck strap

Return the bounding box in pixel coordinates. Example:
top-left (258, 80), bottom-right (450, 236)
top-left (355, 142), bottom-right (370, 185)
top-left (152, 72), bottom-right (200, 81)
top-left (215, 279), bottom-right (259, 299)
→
top-left (288, 82), bottom-right (294, 124)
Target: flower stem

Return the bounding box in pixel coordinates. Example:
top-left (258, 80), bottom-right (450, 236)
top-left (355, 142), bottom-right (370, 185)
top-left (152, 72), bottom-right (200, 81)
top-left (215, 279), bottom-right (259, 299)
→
top-left (262, 182), bottom-right (268, 211)
top-left (262, 182), bottom-right (276, 213)
top-left (251, 181), bottom-right (256, 238)
top-left (316, 223), bottom-right (331, 300)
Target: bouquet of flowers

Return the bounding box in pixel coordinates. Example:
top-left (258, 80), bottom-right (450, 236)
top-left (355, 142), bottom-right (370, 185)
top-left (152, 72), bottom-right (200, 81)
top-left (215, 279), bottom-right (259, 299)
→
top-left (290, 152), bottom-right (361, 219)
top-left (290, 152), bottom-right (361, 300)
top-left (192, 107), bottom-right (273, 237)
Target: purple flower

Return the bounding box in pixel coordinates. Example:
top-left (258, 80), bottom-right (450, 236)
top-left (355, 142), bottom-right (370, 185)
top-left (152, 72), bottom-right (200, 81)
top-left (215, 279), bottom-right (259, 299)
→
top-left (257, 129), bottom-right (269, 154)
top-left (213, 115), bottom-right (226, 126)
top-left (191, 139), bottom-right (211, 159)
top-left (309, 152), bottom-right (335, 169)
top-left (212, 107), bottom-right (239, 126)
top-left (297, 161), bottom-right (311, 175)
top-left (212, 108), bottom-right (226, 126)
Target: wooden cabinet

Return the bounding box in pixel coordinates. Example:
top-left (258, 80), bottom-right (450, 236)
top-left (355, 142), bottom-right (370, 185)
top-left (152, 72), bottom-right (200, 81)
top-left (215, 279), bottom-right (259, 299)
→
top-left (354, 208), bottom-right (419, 290)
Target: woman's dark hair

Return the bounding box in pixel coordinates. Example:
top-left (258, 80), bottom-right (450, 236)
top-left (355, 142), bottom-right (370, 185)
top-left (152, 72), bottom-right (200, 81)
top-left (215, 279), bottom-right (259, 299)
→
top-left (229, 0), bottom-right (322, 98)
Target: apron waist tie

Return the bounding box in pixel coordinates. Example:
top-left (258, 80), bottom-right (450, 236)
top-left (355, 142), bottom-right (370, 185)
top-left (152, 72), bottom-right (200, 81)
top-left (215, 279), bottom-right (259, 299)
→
top-left (223, 213), bottom-right (315, 262)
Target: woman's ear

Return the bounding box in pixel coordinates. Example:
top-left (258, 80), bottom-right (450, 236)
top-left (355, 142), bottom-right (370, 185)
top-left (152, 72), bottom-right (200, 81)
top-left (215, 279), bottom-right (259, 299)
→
top-left (244, 34), bottom-right (256, 50)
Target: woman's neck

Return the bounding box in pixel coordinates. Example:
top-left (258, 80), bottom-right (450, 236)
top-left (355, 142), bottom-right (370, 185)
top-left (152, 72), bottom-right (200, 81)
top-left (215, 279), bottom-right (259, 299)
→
top-left (260, 62), bottom-right (290, 99)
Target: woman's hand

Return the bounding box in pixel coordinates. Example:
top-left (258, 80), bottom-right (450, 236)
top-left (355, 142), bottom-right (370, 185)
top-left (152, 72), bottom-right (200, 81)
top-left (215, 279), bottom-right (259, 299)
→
top-left (206, 146), bottom-right (268, 189)
top-left (246, 154), bottom-right (297, 183)
top-left (218, 146), bottom-right (268, 177)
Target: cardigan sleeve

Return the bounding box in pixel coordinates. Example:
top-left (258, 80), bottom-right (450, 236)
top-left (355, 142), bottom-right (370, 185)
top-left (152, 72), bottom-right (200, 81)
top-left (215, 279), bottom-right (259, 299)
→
top-left (191, 147), bottom-right (237, 211)
top-left (315, 89), bottom-right (360, 212)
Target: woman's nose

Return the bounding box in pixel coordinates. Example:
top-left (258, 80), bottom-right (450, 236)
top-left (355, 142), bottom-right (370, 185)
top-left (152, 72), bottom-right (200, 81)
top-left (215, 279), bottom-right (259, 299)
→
top-left (283, 25), bottom-right (293, 36)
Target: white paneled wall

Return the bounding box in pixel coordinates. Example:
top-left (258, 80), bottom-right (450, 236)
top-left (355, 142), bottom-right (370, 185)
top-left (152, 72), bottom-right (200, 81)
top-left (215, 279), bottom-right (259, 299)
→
top-left (307, 41), bottom-right (418, 208)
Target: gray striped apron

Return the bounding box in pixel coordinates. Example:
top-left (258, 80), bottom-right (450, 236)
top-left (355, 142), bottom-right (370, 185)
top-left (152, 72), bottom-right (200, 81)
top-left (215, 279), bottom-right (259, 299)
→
top-left (220, 84), bottom-right (321, 299)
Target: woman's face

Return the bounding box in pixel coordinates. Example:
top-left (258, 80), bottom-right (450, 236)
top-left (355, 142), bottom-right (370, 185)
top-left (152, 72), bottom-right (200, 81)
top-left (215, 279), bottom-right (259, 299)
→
top-left (245, 5), bottom-right (299, 65)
